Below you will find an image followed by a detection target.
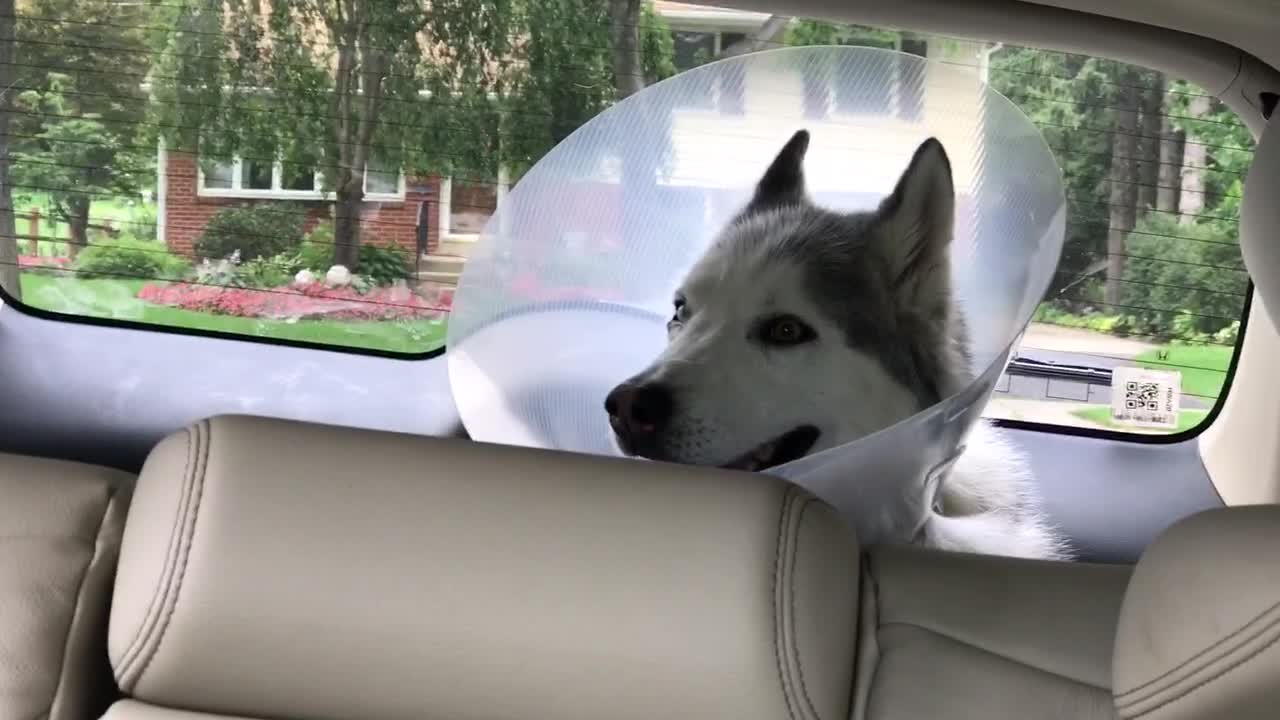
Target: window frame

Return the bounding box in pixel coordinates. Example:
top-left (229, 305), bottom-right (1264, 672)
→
top-left (197, 156), bottom-right (407, 202)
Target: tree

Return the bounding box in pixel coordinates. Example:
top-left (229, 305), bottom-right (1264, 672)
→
top-left (11, 77), bottom-right (148, 257)
top-left (1157, 121), bottom-right (1185, 214)
top-left (11, 0), bottom-right (152, 257)
top-left (1104, 62), bottom-right (1141, 308)
top-left (0, 0), bottom-right (17, 299)
top-left (609, 0), bottom-right (644, 100)
top-left (1178, 93), bottom-right (1212, 223)
top-left (152, 0), bottom-right (515, 269)
top-left (1134, 72), bottom-right (1165, 215)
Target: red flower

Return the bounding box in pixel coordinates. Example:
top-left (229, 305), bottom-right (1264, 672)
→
top-left (136, 282), bottom-right (450, 321)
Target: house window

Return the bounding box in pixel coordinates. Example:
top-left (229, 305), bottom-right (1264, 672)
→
top-left (281, 161), bottom-right (317, 191)
top-left (197, 154), bottom-right (405, 201)
top-left (364, 156), bottom-right (402, 197)
top-left (200, 159), bottom-right (235, 189)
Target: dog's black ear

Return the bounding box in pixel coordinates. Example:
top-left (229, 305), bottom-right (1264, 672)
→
top-left (745, 129), bottom-right (809, 213)
top-left (874, 138), bottom-right (956, 300)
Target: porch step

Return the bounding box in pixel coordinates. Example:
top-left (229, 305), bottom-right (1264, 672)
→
top-left (420, 253), bottom-right (467, 274)
top-left (416, 270), bottom-right (460, 287)
top-left (438, 233), bottom-right (481, 259)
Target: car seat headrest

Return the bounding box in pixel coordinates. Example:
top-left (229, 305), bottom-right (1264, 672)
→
top-left (108, 415), bottom-right (860, 720)
top-left (1113, 505), bottom-right (1280, 720)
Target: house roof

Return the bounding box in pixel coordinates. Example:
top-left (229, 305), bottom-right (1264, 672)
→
top-left (653, 1), bottom-right (776, 32)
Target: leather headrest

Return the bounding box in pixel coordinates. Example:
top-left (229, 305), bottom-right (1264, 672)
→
top-left (109, 415), bottom-right (859, 720)
top-left (1113, 506), bottom-right (1280, 720)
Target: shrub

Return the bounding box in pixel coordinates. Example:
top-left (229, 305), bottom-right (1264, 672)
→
top-left (295, 227), bottom-right (410, 287)
top-left (237, 252), bottom-right (301, 289)
top-left (195, 204), bottom-right (305, 263)
top-left (296, 224), bottom-right (336, 272)
top-left (1122, 214), bottom-right (1247, 337)
top-left (358, 244), bottom-right (412, 286)
top-left (73, 237), bottom-right (190, 281)
top-left (131, 203), bottom-right (159, 242)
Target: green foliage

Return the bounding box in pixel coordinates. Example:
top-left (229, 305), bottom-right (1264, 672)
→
top-left (1033, 305), bottom-right (1135, 337)
top-left (1122, 213), bottom-right (1247, 337)
top-left (357, 244), bottom-right (412, 286)
top-left (295, 225), bottom-right (337, 274)
top-left (195, 205), bottom-right (306, 263)
top-left (236, 254), bottom-right (298, 289)
top-left (73, 238), bottom-right (190, 281)
top-left (641, 3), bottom-right (678, 84)
top-left (287, 225), bottom-right (410, 287)
top-left (10, 74), bottom-right (150, 230)
top-left (131, 204), bottom-right (159, 242)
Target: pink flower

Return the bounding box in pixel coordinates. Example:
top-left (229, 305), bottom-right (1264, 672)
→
top-left (136, 282), bottom-right (450, 321)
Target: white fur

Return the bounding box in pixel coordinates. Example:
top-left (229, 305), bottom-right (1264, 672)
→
top-left (644, 252), bottom-right (921, 466)
top-left (609, 132), bottom-right (1071, 562)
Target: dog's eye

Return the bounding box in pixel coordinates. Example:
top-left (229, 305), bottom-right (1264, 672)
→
top-left (758, 315), bottom-right (816, 346)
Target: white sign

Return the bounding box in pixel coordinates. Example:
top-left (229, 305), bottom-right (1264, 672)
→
top-left (1111, 366), bottom-right (1182, 430)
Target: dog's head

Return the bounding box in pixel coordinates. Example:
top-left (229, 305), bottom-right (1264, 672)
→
top-left (605, 130), bottom-right (969, 471)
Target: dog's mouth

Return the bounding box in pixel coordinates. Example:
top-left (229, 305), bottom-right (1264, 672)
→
top-left (720, 425), bottom-right (821, 472)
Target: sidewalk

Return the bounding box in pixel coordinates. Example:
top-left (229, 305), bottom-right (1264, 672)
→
top-left (1020, 322), bottom-right (1157, 359)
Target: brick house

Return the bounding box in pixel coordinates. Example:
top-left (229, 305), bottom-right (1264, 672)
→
top-left (156, 141), bottom-right (507, 260)
top-left (152, 3), bottom-right (770, 272)
top-left (154, 4), bottom-right (993, 283)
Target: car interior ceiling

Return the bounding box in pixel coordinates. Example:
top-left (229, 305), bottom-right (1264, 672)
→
top-left (1, 0), bottom-right (1279, 719)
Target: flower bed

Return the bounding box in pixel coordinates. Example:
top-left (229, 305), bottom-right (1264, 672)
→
top-left (18, 255), bottom-right (72, 269)
top-left (137, 282), bottom-right (452, 321)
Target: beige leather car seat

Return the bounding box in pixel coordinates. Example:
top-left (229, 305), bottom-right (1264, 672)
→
top-left (1113, 505), bottom-right (1280, 720)
top-left (98, 414), bottom-right (1279, 720)
top-left (102, 415), bottom-right (860, 720)
top-left (855, 544), bottom-right (1132, 719)
top-left (1, 452), bottom-right (134, 720)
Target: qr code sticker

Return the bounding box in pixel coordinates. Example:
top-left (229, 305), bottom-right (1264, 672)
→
top-left (1111, 366), bottom-right (1181, 429)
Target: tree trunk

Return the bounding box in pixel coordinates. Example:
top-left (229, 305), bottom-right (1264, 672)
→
top-left (1135, 74), bottom-right (1165, 216)
top-left (1157, 123), bottom-right (1185, 214)
top-left (0, 0), bottom-right (20, 300)
top-left (329, 26), bottom-right (360, 269)
top-left (1179, 94), bottom-right (1211, 224)
top-left (66, 195), bottom-right (91, 259)
top-left (334, 183), bottom-right (363, 269)
top-left (609, 0), bottom-right (644, 99)
top-left (1104, 68), bottom-right (1141, 309)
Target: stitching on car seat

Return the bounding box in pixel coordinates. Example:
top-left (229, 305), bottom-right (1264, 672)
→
top-left (1115, 598), bottom-right (1280, 698)
top-left (788, 497), bottom-right (823, 720)
top-left (1120, 627), bottom-right (1280, 719)
top-left (1111, 607), bottom-right (1280, 707)
top-left (128, 420), bottom-right (211, 689)
top-left (878, 621), bottom-right (1109, 691)
top-left (116, 427), bottom-right (194, 682)
top-left (773, 486), bottom-right (800, 720)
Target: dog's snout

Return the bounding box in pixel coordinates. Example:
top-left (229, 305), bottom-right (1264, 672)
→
top-left (605, 382), bottom-right (674, 448)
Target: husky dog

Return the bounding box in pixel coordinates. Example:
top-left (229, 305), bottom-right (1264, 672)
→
top-left (604, 130), bottom-right (1070, 561)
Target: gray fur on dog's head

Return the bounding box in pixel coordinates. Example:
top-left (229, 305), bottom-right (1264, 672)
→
top-left (607, 130), bottom-right (970, 470)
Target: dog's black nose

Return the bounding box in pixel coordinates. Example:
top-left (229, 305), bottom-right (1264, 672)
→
top-left (605, 382), bottom-right (673, 444)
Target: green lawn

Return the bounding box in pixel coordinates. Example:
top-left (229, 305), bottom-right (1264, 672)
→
top-left (14, 193), bottom-right (151, 256)
top-left (19, 273), bottom-right (447, 355)
top-left (1071, 405), bottom-right (1210, 433)
top-left (1132, 344), bottom-right (1234, 401)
